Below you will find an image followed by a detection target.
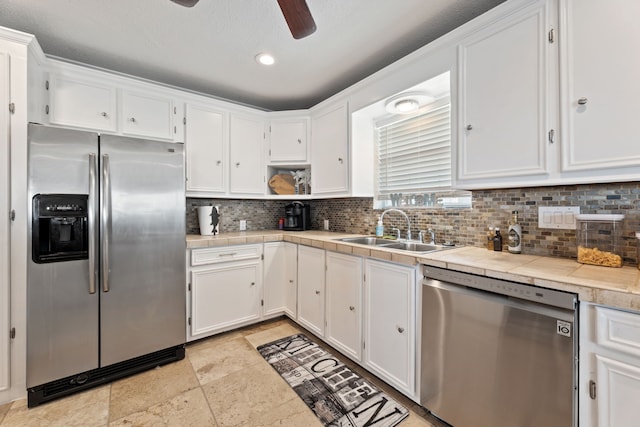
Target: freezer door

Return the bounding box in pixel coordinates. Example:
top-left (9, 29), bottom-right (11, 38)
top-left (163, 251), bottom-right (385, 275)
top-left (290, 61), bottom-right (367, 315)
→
top-left (27, 124), bottom-right (100, 387)
top-left (99, 135), bottom-right (186, 366)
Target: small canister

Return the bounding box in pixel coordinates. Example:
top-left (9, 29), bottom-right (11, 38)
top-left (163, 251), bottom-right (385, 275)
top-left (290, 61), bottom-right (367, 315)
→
top-left (575, 214), bottom-right (624, 267)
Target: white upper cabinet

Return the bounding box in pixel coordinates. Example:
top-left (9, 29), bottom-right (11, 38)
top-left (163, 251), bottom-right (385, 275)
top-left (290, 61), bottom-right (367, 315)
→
top-left (185, 103), bottom-right (227, 195)
top-left (456, 0), bottom-right (552, 188)
top-left (229, 112), bottom-right (266, 195)
top-left (268, 115), bottom-right (309, 163)
top-left (311, 102), bottom-right (349, 195)
top-left (47, 73), bottom-right (117, 132)
top-left (120, 90), bottom-right (176, 141)
top-left (559, 0), bottom-right (640, 180)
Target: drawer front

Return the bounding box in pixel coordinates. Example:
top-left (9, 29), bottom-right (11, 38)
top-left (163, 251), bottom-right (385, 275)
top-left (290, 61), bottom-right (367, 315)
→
top-left (596, 306), bottom-right (640, 357)
top-left (191, 244), bottom-right (263, 266)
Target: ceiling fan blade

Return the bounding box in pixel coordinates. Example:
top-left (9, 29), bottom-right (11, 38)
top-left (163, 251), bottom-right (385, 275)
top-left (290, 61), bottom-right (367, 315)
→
top-left (170, 0), bottom-right (199, 7)
top-left (277, 0), bottom-right (317, 39)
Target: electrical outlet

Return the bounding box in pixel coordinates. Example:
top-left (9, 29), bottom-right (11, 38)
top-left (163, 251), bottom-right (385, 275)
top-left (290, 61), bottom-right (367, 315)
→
top-left (239, 220), bottom-right (247, 231)
top-left (324, 219), bottom-right (330, 231)
top-left (538, 206), bottom-right (580, 230)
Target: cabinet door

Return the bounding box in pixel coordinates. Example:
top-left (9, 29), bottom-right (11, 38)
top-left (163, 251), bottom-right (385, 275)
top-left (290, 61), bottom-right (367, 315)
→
top-left (190, 259), bottom-right (262, 338)
top-left (0, 51), bottom-right (9, 392)
top-left (121, 90), bottom-right (174, 140)
top-left (325, 251), bottom-right (362, 362)
top-left (297, 245), bottom-right (325, 336)
top-left (311, 102), bottom-right (349, 195)
top-left (185, 103), bottom-right (226, 194)
top-left (457, 2), bottom-right (550, 185)
top-left (48, 73), bottom-right (117, 132)
top-left (269, 118), bottom-right (308, 162)
top-left (595, 355), bottom-right (640, 427)
top-left (263, 242), bottom-right (297, 319)
top-left (229, 113), bottom-right (265, 195)
top-left (559, 0), bottom-right (640, 176)
top-left (363, 259), bottom-right (416, 396)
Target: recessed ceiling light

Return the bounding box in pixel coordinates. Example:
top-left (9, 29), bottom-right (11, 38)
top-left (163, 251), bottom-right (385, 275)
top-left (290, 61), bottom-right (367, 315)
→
top-left (385, 91), bottom-right (434, 114)
top-left (256, 53), bottom-right (275, 66)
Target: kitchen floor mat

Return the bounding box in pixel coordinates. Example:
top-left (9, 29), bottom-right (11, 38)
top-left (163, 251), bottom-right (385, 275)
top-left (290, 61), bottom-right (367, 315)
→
top-left (257, 333), bottom-right (409, 427)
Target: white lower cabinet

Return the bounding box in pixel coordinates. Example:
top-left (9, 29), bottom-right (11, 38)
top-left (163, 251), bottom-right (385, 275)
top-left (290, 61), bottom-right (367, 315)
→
top-left (363, 259), bottom-right (417, 398)
top-left (325, 251), bottom-right (363, 362)
top-left (187, 244), bottom-right (263, 341)
top-left (263, 242), bottom-right (297, 319)
top-left (296, 245), bottom-right (326, 337)
top-left (580, 303), bottom-right (640, 427)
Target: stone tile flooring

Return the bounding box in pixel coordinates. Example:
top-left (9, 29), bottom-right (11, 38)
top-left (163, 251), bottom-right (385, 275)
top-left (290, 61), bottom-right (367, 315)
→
top-left (0, 318), bottom-right (446, 426)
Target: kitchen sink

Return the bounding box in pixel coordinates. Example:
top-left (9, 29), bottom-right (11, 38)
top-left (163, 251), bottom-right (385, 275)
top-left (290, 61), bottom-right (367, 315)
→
top-left (336, 236), bottom-right (454, 253)
top-left (337, 236), bottom-right (394, 246)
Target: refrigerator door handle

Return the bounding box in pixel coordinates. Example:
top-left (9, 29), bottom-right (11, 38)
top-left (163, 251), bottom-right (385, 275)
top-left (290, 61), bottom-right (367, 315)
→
top-left (101, 154), bottom-right (111, 293)
top-left (88, 153), bottom-right (97, 294)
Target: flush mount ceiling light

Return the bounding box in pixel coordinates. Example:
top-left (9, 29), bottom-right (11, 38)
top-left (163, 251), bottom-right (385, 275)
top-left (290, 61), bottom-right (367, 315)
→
top-left (256, 53), bottom-right (276, 66)
top-left (385, 91), bottom-right (434, 114)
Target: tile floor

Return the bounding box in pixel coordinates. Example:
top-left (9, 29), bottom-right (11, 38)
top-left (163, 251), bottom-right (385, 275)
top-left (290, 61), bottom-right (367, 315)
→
top-left (0, 318), bottom-right (446, 427)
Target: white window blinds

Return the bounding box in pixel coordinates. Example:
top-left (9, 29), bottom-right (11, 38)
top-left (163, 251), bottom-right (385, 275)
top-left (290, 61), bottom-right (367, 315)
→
top-left (376, 100), bottom-right (451, 196)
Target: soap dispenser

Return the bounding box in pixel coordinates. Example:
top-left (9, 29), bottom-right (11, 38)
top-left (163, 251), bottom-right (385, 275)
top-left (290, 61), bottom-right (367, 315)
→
top-left (376, 217), bottom-right (384, 237)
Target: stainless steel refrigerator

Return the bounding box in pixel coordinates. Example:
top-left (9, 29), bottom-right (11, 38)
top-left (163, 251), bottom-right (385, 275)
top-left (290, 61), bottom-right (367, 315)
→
top-left (26, 124), bottom-right (186, 407)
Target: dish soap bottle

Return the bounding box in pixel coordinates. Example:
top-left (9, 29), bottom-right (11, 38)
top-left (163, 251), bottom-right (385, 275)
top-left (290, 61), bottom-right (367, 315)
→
top-left (376, 216), bottom-right (384, 237)
top-left (508, 210), bottom-right (522, 254)
top-left (493, 227), bottom-right (503, 251)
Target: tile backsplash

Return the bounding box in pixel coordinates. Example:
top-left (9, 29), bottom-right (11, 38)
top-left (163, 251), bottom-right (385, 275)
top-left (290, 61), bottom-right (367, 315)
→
top-left (187, 181), bottom-right (640, 265)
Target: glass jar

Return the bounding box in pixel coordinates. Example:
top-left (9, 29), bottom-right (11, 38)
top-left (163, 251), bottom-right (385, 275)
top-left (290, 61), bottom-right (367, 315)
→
top-left (576, 214), bottom-right (624, 267)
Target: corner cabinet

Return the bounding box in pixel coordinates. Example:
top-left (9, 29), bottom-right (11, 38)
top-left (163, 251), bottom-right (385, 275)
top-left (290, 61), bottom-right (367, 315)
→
top-left (263, 242), bottom-right (297, 319)
top-left (296, 245), bottom-right (325, 336)
top-left (229, 113), bottom-right (266, 195)
top-left (363, 259), bottom-right (418, 398)
top-left (187, 244), bottom-right (263, 341)
top-left (311, 102), bottom-right (349, 195)
top-left (558, 0), bottom-right (640, 181)
top-left (325, 251), bottom-right (363, 362)
top-left (455, 0), bottom-right (553, 188)
top-left (580, 304), bottom-right (640, 427)
top-left (268, 115), bottom-right (309, 163)
top-left (185, 102), bottom-right (227, 195)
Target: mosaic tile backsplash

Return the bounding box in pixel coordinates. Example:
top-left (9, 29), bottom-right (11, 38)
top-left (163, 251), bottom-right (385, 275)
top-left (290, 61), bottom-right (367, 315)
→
top-left (187, 182), bottom-right (640, 266)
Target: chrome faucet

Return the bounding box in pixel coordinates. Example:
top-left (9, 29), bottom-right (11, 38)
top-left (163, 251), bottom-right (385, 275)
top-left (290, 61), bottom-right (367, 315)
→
top-left (380, 209), bottom-right (411, 241)
top-left (418, 228), bottom-right (436, 244)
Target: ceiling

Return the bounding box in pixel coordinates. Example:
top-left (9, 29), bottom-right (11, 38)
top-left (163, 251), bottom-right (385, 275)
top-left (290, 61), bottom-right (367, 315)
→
top-left (0, 0), bottom-right (506, 111)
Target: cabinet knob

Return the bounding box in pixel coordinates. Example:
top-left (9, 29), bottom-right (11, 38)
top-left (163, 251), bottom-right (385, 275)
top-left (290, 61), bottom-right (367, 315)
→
top-left (338, 157), bottom-right (343, 164)
top-left (315, 290), bottom-right (320, 295)
top-left (349, 306), bottom-right (355, 311)
top-left (129, 117), bottom-right (136, 123)
top-left (235, 162), bottom-right (240, 167)
top-left (216, 160), bottom-right (221, 166)
top-left (466, 124), bottom-right (473, 131)
top-left (396, 326), bottom-right (405, 333)
top-left (101, 112), bottom-right (108, 118)
top-left (289, 279), bottom-right (294, 283)
top-left (297, 138), bottom-right (302, 144)
top-left (578, 97), bottom-right (588, 105)
top-left (250, 282), bottom-right (256, 286)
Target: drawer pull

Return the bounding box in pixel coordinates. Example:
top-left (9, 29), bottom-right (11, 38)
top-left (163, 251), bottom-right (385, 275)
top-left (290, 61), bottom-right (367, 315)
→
top-left (218, 252), bottom-right (237, 257)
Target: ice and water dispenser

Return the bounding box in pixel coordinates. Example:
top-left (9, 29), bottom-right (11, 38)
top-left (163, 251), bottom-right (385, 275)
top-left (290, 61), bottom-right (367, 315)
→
top-left (31, 194), bottom-right (89, 263)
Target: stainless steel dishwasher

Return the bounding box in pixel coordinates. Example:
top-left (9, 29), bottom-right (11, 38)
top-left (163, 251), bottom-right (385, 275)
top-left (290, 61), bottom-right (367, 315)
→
top-left (421, 266), bottom-right (577, 427)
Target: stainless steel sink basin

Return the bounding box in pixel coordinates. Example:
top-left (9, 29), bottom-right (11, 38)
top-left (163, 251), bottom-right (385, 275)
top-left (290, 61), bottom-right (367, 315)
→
top-left (380, 241), bottom-right (449, 253)
top-left (336, 236), bottom-right (454, 253)
top-left (337, 236), bottom-right (394, 246)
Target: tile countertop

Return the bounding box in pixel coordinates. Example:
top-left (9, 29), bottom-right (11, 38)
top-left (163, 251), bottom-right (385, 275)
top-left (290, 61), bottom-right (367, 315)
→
top-left (187, 231), bottom-right (640, 312)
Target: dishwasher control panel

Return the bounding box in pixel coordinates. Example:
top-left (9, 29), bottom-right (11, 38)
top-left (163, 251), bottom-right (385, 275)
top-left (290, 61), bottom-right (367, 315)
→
top-left (422, 265), bottom-right (577, 310)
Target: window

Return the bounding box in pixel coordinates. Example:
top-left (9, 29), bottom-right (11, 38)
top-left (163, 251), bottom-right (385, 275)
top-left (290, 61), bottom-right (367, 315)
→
top-left (374, 98), bottom-right (470, 209)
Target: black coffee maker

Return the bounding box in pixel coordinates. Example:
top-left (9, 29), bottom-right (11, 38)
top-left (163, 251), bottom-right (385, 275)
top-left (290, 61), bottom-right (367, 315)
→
top-left (283, 202), bottom-right (311, 231)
